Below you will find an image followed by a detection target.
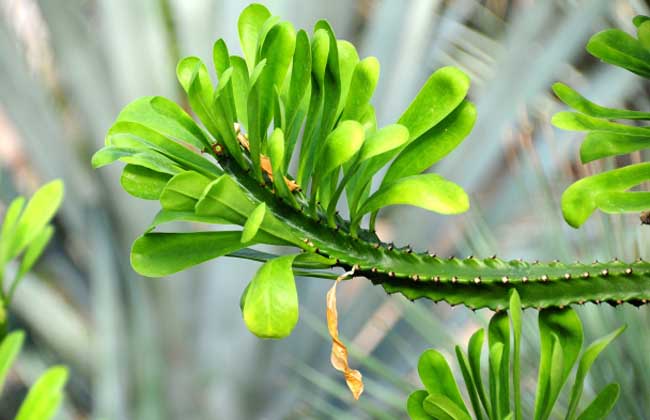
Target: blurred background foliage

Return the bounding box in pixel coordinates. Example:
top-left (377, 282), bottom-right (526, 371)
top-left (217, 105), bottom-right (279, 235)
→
top-left (0, 0), bottom-right (649, 418)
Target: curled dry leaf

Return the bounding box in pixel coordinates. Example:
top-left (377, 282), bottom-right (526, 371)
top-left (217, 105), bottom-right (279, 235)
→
top-left (326, 268), bottom-right (364, 400)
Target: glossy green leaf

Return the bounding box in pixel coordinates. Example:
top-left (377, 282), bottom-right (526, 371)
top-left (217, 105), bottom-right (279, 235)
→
top-left (468, 329), bottom-right (491, 417)
top-left (107, 121), bottom-right (221, 178)
top-left (423, 394), bottom-right (471, 420)
top-left (638, 21), bottom-right (650, 50)
top-left (0, 331), bottom-right (24, 394)
top-left (318, 120), bottom-right (365, 178)
top-left (552, 83), bottom-right (650, 120)
top-left (594, 191), bottom-right (650, 213)
top-left (534, 308), bottom-right (583, 420)
top-left (488, 312), bottom-right (509, 420)
top-left (561, 162), bottom-right (650, 227)
top-left (352, 174), bottom-right (469, 230)
top-left (336, 40), bottom-right (359, 118)
top-left (147, 210), bottom-right (231, 232)
top-left (579, 131), bottom-right (650, 163)
top-left (510, 290), bottom-right (523, 420)
top-left (241, 203), bottom-right (266, 243)
top-left (398, 66), bottom-right (470, 142)
top-left (586, 29), bottom-right (650, 78)
top-left (287, 30), bottom-right (311, 117)
top-left (131, 231), bottom-right (247, 277)
top-left (341, 56), bottom-right (380, 123)
top-left (455, 346), bottom-right (484, 420)
top-left (9, 180), bottom-right (63, 260)
top-left (120, 151), bottom-right (183, 175)
top-left (237, 3), bottom-right (271, 73)
top-left (358, 124), bottom-right (410, 162)
top-left (417, 349), bottom-right (469, 416)
top-left (160, 171), bottom-right (214, 211)
top-left (267, 128), bottom-right (297, 207)
top-left (15, 365), bottom-right (68, 420)
top-left (383, 100), bottom-right (476, 185)
top-left (566, 325), bottom-right (626, 420)
top-left (114, 96), bottom-right (211, 150)
top-left (0, 196), bottom-right (25, 266)
top-left (407, 390), bottom-right (435, 420)
top-left (633, 15), bottom-right (650, 27)
top-left (213, 38), bottom-right (230, 79)
top-left (230, 56), bottom-right (250, 129)
top-left (552, 111), bottom-right (650, 137)
top-left (575, 383), bottom-right (620, 420)
top-left (120, 164), bottom-right (171, 200)
top-left (12, 225), bottom-right (54, 299)
top-left (242, 255), bottom-right (299, 339)
top-left (488, 342), bottom-right (504, 420)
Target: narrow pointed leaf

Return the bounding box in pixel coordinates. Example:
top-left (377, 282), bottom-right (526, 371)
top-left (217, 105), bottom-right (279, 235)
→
top-left (230, 56), bottom-right (250, 129)
top-left (468, 329), bottom-right (491, 416)
top-left (552, 112), bottom-right (650, 137)
top-left (510, 290), bottom-right (523, 420)
top-left (488, 311), bottom-right (510, 419)
top-left (455, 346), bottom-right (484, 420)
top-left (15, 366), bottom-right (68, 420)
top-left (242, 255), bottom-right (299, 339)
top-left (552, 83), bottom-right (650, 120)
top-left (575, 383), bottom-right (620, 420)
top-left (0, 196), bottom-right (25, 265)
top-left (0, 331), bottom-right (24, 394)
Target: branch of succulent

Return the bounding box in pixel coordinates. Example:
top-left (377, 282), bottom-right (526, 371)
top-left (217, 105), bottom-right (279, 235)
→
top-left (92, 4), bottom-right (650, 343)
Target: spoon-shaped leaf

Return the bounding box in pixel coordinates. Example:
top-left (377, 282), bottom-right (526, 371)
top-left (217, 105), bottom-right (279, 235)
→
top-left (510, 290), bottom-right (523, 420)
top-left (242, 255), bottom-right (299, 339)
top-left (575, 383), bottom-right (620, 420)
top-left (352, 174), bottom-right (469, 232)
top-left (552, 112), bottom-right (650, 137)
top-left (336, 40), bottom-right (360, 118)
top-left (398, 66), bottom-right (470, 142)
top-left (15, 365), bottom-right (68, 420)
top-left (317, 120), bottom-right (365, 179)
top-left (561, 162), bottom-right (650, 227)
top-left (237, 3), bottom-right (271, 73)
top-left (230, 56), bottom-right (250, 129)
top-left (579, 131), bottom-right (650, 163)
top-left (213, 38), bottom-right (230, 79)
top-left (417, 349), bottom-right (469, 416)
top-left (131, 231), bottom-right (247, 277)
top-left (488, 311), bottom-right (510, 419)
top-left (468, 329), bottom-right (491, 417)
top-left (160, 171), bottom-right (214, 211)
top-left (383, 100), bottom-right (476, 185)
top-left (565, 325), bottom-right (626, 420)
top-left (407, 390), bottom-right (435, 420)
top-left (341, 57), bottom-right (380, 123)
top-left (120, 165), bottom-right (171, 200)
top-left (358, 124), bottom-right (410, 162)
top-left (241, 203), bottom-right (266, 243)
top-left (552, 83), bottom-right (650, 120)
top-left (586, 29), bottom-right (650, 78)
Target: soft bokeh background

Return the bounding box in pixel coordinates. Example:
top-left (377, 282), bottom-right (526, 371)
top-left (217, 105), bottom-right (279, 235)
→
top-left (1, 0), bottom-right (650, 418)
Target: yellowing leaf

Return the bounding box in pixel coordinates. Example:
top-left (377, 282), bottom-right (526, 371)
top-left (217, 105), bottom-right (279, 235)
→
top-left (326, 268), bottom-right (364, 400)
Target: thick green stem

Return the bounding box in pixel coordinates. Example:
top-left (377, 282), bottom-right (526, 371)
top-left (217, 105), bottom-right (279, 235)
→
top-left (223, 159), bottom-right (650, 310)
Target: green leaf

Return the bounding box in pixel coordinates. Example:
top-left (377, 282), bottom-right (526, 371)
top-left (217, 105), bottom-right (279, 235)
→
top-left (594, 191), bottom-right (650, 213)
top-left (552, 83), bottom-right (650, 120)
top-left (488, 342), bottom-right (504, 420)
top-left (242, 255), bottom-right (299, 339)
top-left (114, 96), bottom-right (211, 150)
top-left (15, 365), bottom-right (68, 420)
top-left (633, 15), bottom-right (650, 28)
top-left (267, 128), bottom-right (298, 207)
top-left (352, 174), bottom-right (469, 230)
top-left (455, 346), bottom-right (484, 420)
top-left (575, 383), bottom-right (620, 420)
top-left (565, 325), bottom-right (626, 420)
top-left (488, 312), bottom-right (510, 420)
top-left (230, 56), bottom-right (250, 129)
top-left (131, 231), bottom-right (248, 277)
top-left (398, 66), bottom-right (470, 142)
top-left (552, 111), bottom-right (650, 137)
top-left (147, 210), bottom-right (231, 232)
top-left (341, 56), bottom-right (380, 123)
top-left (510, 290), bottom-right (523, 420)
top-left (417, 349), bottom-right (469, 416)
top-left (468, 329), bottom-right (491, 417)
top-left (579, 131), bottom-right (650, 163)
top-left (407, 390), bottom-right (435, 420)
top-left (383, 100), bottom-right (476, 185)
top-left (120, 164), bottom-right (171, 200)
top-left (358, 124), bottom-right (410, 162)
top-left (237, 3), bottom-right (272, 73)
top-left (242, 203), bottom-right (266, 243)
top-left (586, 29), bottom-right (650, 78)
top-left (423, 394), bottom-right (472, 420)
top-left (638, 21), bottom-right (650, 50)
top-left (284, 30), bottom-right (311, 162)
top-left (318, 120), bottom-right (365, 178)
top-left (160, 171), bottom-right (214, 211)
top-left (0, 196), bottom-right (25, 266)
top-left (120, 151), bottom-right (183, 175)
top-left (336, 40), bottom-right (360, 118)
top-left (11, 225), bottom-right (54, 300)
top-left (561, 162), bottom-right (650, 227)
top-left (107, 121), bottom-right (221, 178)
top-left (0, 331), bottom-right (24, 394)
top-left (534, 308), bottom-right (583, 420)
top-left (213, 39), bottom-right (230, 79)
top-left (9, 180), bottom-right (63, 260)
